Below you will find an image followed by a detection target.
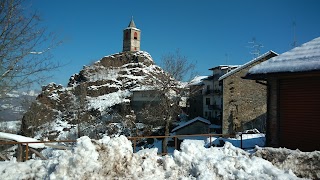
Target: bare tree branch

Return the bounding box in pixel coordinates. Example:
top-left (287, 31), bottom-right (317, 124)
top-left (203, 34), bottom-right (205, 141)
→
top-left (0, 0), bottom-right (62, 110)
top-left (140, 50), bottom-right (196, 153)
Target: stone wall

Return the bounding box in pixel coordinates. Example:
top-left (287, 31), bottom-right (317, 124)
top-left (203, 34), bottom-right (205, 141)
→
top-left (222, 60), bottom-right (268, 134)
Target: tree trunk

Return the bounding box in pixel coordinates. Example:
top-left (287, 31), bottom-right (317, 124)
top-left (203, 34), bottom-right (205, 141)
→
top-left (162, 119), bottom-right (170, 154)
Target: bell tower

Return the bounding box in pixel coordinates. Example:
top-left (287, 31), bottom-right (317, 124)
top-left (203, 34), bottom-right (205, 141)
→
top-left (123, 17), bottom-right (141, 52)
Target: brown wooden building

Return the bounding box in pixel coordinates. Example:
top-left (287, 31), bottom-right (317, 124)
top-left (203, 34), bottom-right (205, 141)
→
top-left (245, 37), bottom-right (320, 151)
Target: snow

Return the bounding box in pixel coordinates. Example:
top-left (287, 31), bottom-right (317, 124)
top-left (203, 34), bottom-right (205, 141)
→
top-left (205, 133), bottom-right (266, 149)
top-left (248, 36), bottom-right (320, 75)
top-left (86, 90), bottom-right (132, 111)
top-left (0, 135), bottom-right (304, 179)
top-left (0, 121), bottom-right (21, 133)
top-left (188, 75), bottom-right (208, 86)
top-left (219, 50), bottom-right (278, 81)
top-left (0, 132), bottom-right (45, 148)
top-left (133, 51), bottom-right (154, 62)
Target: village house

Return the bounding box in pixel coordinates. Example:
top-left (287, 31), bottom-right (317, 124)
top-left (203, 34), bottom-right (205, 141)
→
top-left (218, 51), bottom-right (278, 134)
top-left (202, 66), bottom-right (238, 128)
top-left (187, 76), bottom-right (207, 119)
top-left (245, 37), bottom-right (320, 151)
top-left (131, 88), bottom-right (161, 122)
top-left (171, 116), bottom-right (211, 135)
top-left (187, 66), bottom-right (238, 133)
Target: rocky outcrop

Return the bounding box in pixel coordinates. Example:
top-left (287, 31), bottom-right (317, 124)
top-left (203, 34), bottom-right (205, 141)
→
top-left (21, 51), bottom-right (170, 140)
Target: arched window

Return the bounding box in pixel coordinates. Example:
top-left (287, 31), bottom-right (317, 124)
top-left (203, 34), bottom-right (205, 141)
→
top-left (134, 32), bottom-right (138, 40)
top-left (125, 32), bottom-right (129, 40)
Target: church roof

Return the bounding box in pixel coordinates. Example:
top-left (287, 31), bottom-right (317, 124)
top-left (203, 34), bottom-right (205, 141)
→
top-left (128, 17), bottom-right (136, 28)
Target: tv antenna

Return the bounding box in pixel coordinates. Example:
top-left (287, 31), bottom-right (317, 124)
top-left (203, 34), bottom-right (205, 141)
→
top-left (247, 37), bottom-right (263, 58)
top-left (225, 53), bottom-right (229, 65)
top-left (291, 20), bottom-right (298, 48)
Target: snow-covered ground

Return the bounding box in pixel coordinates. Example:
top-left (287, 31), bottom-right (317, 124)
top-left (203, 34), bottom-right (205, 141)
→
top-left (0, 133), bottom-right (318, 179)
top-left (0, 120), bottom-right (21, 134)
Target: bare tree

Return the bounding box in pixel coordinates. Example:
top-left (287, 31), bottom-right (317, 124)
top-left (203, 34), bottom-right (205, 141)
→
top-left (160, 49), bottom-right (196, 81)
top-left (142, 50), bottom-right (196, 153)
top-left (0, 0), bottom-right (61, 102)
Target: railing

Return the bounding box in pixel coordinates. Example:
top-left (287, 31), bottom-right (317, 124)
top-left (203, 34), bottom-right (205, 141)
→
top-left (0, 140), bottom-right (76, 161)
top-left (205, 89), bottom-right (222, 95)
top-left (208, 104), bottom-right (221, 110)
top-left (128, 133), bottom-right (235, 154)
top-left (205, 90), bottom-right (214, 95)
top-left (0, 133), bottom-right (257, 161)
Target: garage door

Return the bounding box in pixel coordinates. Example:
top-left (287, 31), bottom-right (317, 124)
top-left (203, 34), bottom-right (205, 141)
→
top-left (279, 76), bottom-right (320, 151)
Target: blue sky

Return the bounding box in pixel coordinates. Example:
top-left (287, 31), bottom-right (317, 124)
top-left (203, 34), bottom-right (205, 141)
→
top-left (28, 0), bottom-right (320, 86)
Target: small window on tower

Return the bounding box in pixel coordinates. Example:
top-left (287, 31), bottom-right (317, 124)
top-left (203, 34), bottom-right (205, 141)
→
top-left (125, 32), bottom-right (129, 40)
top-left (134, 32), bottom-right (138, 40)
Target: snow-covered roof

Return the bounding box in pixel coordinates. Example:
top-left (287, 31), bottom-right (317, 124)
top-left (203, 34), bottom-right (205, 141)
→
top-left (188, 76), bottom-right (208, 86)
top-left (172, 116), bottom-right (211, 132)
top-left (209, 65), bottom-right (239, 71)
top-left (247, 37), bottom-right (320, 77)
top-left (219, 50), bottom-right (278, 81)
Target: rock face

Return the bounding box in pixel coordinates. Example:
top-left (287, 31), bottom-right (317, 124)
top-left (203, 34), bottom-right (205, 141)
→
top-left (22, 51), bottom-right (173, 140)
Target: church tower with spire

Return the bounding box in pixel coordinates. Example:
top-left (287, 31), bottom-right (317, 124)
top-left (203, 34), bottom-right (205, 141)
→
top-left (123, 17), bottom-right (141, 52)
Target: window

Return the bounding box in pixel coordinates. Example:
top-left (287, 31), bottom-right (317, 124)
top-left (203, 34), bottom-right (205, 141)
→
top-left (125, 32), bottom-right (129, 40)
top-left (206, 98), bottom-right (210, 105)
top-left (205, 111), bottom-right (208, 117)
top-left (134, 32), bottom-right (138, 40)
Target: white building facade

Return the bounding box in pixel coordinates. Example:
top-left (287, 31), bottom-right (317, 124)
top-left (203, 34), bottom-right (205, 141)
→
top-left (202, 65), bottom-right (238, 129)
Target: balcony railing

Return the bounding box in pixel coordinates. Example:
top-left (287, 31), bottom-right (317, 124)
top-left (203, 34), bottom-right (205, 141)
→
top-left (208, 104), bottom-right (221, 110)
top-left (205, 89), bottom-right (222, 95)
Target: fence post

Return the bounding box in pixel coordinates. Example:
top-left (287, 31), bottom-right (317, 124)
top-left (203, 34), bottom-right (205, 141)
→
top-left (25, 143), bottom-right (29, 161)
top-left (240, 133), bottom-right (243, 149)
top-left (174, 136), bottom-right (177, 150)
top-left (133, 138), bottom-right (136, 153)
top-left (18, 144), bottom-right (22, 162)
top-left (210, 135), bottom-right (212, 147)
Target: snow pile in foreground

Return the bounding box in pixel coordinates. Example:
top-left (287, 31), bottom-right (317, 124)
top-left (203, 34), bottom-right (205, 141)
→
top-left (254, 146), bottom-right (320, 179)
top-left (0, 136), bottom-right (302, 179)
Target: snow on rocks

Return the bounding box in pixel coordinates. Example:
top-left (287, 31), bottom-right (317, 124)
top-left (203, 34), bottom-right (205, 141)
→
top-left (0, 135), bottom-right (304, 179)
top-left (86, 90), bottom-right (132, 112)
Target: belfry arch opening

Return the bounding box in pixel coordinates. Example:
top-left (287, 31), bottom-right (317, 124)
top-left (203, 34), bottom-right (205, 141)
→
top-left (134, 32), bottom-right (138, 40)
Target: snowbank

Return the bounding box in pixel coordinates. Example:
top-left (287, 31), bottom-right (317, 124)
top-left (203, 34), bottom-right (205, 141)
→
top-left (253, 146), bottom-right (320, 179)
top-left (0, 135), bottom-right (303, 179)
